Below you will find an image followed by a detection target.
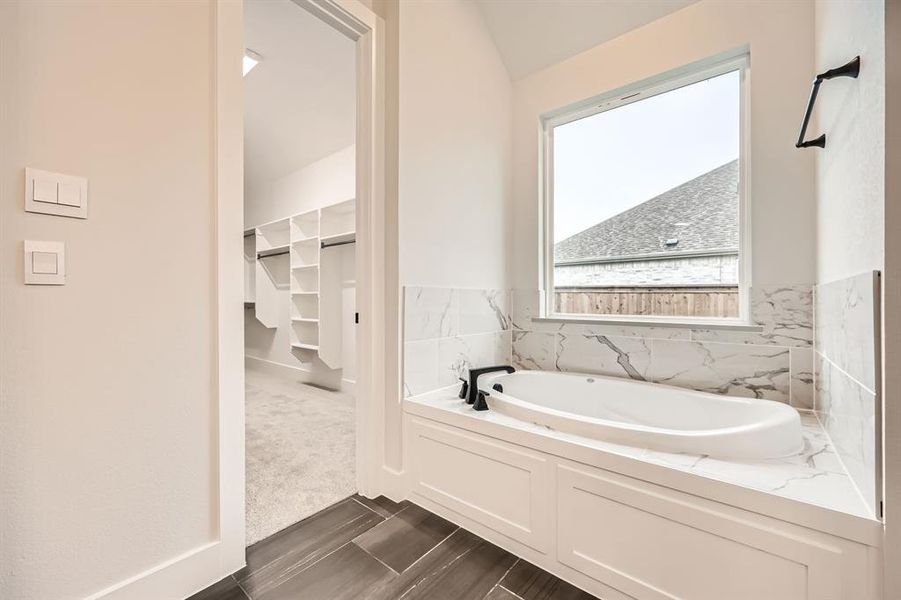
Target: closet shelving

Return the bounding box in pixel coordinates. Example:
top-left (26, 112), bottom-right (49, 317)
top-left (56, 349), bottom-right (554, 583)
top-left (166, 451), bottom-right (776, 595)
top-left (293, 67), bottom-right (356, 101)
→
top-left (247, 199), bottom-right (355, 367)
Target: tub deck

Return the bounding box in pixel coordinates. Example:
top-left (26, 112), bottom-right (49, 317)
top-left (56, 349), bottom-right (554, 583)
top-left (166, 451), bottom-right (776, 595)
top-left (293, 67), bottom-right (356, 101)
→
top-left (405, 386), bottom-right (874, 523)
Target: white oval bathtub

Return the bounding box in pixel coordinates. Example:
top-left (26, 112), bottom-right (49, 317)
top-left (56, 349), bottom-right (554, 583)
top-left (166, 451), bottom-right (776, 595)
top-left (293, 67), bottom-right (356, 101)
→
top-left (477, 370), bottom-right (803, 460)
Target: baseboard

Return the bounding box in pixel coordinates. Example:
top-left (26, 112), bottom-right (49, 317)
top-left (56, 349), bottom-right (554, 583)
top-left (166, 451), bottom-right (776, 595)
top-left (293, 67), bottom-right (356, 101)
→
top-left (379, 465), bottom-right (409, 502)
top-left (245, 355), bottom-right (347, 390)
top-left (85, 540), bottom-right (243, 600)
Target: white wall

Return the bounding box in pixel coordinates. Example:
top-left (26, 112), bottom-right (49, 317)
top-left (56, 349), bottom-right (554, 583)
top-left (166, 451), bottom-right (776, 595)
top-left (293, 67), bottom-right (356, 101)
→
top-left (512, 0), bottom-right (817, 291)
top-left (0, 1), bottom-right (218, 598)
top-left (398, 0), bottom-right (513, 290)
top-left (245, 146), bottom-right (356, 389)
top-left (814, 0), bottom-right (885, 283)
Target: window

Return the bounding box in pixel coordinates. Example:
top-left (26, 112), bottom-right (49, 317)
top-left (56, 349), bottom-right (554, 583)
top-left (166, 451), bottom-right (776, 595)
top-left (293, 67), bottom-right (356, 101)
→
top-left (542, 55), bottom-right (748, 323)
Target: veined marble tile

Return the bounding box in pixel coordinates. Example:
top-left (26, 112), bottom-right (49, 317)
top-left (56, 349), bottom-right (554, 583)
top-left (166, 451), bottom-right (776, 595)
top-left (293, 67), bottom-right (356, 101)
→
top-left (647, 339), bottom-right (790, 402)
top-left (556, 334), bottom-right (653, 380)
top-left (816, 352), bottom-right (877, 515)
top-left (558, 321), bottom-right (691, 340)
top-left (512, 330), bottom-right (556, 371)
top-left (459, 289), bottom-right (509, 335)
top-left (437, 331), bottom-right (512, 387)
top-left (814, 271), bottom-right (878, 392)
top-left (404, 287), bottom-right (459, 341)
top-left (790, 347), bottom-right (814, 410)
top-left (691, 285), bottom-right (813, 347)
top-left (403, 339), bottom-right (439, 397)
top-left (510, 289), bottom-right (542, 331)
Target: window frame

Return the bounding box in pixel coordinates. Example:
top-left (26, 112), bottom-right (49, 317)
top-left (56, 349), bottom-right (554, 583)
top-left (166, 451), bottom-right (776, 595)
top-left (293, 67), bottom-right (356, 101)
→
top-left (539, 52), bottom-right (752, 327)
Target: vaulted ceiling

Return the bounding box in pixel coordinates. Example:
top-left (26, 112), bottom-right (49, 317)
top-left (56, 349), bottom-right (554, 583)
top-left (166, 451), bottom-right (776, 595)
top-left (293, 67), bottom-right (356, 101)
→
top-left (473, 0), bottom-right (699, 80)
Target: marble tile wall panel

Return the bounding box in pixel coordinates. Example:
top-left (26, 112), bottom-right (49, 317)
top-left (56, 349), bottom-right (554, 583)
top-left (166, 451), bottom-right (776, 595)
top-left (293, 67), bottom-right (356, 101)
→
top-left (553, 335), bottom-right (790, 402)
top-left (511, 330), bottom-right (556, 371)
top-left (404, 287), bottom-right (459, 342)
top-left (815, 352), bottom-right (877, 515)
top-left (404, 286), bottom-right (513, 396)
top-left (814, 271), bottom-right (878, 392)
top-left (789, 347), bottom-right (814, 410)
top-left (691, 285), bottom-right (813, 347)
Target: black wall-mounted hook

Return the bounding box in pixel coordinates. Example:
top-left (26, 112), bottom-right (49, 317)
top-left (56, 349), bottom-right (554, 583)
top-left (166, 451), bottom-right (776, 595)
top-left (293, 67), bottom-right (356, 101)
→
top-left (796, 56), bottom-right (860, 149)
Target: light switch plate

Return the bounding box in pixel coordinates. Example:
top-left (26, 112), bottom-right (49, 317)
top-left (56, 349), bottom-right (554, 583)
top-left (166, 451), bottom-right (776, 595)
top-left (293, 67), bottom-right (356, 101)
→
top-left (24, 241), bottom-right (65, 285)
top-left (25, 168), bottom-right (88, 219)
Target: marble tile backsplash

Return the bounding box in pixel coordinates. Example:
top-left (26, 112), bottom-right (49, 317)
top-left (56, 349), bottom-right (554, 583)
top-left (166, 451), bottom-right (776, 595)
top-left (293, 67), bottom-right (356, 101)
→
top-left (510, 285), bottom-right (813, 406)
top-left (403, 287), bottom-right (511, 397)
top-left (814, 271), bottom-right (880, 516)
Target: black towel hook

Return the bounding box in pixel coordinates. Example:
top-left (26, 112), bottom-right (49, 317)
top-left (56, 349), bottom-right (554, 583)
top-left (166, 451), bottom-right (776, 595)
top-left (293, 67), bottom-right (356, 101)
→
top-left (796, 56), bottom-right (860, 149)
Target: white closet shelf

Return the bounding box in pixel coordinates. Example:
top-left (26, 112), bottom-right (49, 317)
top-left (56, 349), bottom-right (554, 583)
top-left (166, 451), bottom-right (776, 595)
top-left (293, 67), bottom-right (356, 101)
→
top-left (292, 291), bottom-right (319, 296)
top-left (292, 317), bottom-right (319, 323)
top-left (291, 342), bottom-right (320, 351)
top-left (292, 263), bottom-right (319, 270)
top-left (292, 235), bottom-right (319, 244)
top-left (319, 231), bottom-right (356, 246)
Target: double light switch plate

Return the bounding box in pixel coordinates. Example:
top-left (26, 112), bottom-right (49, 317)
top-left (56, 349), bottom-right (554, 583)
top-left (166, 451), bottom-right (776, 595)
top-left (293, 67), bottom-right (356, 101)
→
top-left (25, 167), bottom-right (88, 219)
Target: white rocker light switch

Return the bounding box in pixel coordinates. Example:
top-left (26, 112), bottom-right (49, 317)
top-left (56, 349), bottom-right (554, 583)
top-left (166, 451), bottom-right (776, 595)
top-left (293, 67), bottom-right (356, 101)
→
top-left (24, 241), bottom-right (65, 285)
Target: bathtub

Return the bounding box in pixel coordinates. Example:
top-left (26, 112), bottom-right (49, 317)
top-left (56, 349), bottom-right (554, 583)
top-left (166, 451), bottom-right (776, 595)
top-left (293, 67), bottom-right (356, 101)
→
top-left (477, 370), bottom-right (803, 459)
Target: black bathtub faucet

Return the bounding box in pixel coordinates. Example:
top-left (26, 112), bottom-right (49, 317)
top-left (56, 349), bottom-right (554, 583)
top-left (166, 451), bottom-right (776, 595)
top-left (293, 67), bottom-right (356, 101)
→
top-left (462, 365), bottom-right (515, 411)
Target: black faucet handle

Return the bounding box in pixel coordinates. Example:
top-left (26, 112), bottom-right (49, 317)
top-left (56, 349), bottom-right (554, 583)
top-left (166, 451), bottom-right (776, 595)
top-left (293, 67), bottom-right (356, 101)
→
top-left (458, 378), bottom-right (469, 400)
top-left (473, 390), bottom-right (490, 411)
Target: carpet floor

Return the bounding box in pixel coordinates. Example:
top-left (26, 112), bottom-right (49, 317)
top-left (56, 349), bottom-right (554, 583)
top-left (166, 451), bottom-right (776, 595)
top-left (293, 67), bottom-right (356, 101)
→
top-left (245, 367), bottom-right (356, 545)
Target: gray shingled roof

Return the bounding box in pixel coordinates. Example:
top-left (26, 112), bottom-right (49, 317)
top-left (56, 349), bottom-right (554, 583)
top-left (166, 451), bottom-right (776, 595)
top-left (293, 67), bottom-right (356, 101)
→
top-left (554, 160), bottom-right (739, 263)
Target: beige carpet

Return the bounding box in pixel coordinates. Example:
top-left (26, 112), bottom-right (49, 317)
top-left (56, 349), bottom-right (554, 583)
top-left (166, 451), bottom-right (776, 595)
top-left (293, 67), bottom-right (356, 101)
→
top-left (245, 367), bottom-right (356, 545)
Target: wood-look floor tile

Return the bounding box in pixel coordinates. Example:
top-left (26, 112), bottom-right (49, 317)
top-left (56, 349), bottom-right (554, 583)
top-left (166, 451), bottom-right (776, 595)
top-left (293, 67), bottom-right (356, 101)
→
top-left (353, 503), bottom-right (458, 573)
top-left (483, 585), bottom-right (520, 600)
top-left (501, 559), bottom-right (600, 600)
top-left (353, 494), bottom-right (409, 519)
top-left (365, 528), bottom-right (517, 600)
top-left (186, 576), bottom-right (248, 600)
top-left (238, 497), bottom-right (383, 597)
top-left (257, 542), bottom-right (394, 600)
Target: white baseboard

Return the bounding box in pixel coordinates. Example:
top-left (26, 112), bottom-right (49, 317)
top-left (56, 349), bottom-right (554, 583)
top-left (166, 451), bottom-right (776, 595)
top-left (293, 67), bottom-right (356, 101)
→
top-left (379, 465), bottom-right (409, 502)
top-left (85, 541), bottom-right (243, 600)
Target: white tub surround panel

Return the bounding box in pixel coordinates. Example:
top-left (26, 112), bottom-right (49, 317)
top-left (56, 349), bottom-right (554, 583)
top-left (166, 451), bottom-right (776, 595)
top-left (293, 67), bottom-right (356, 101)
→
top-left (404, 390), bottom-right (881, 600)
top-left (814, 271), bottom-right (880, 518)
top-left (512, 285), bottom-right (812, 406)
top-left (815, 272), bottom-right (879, 391)
top-left (403, 286), bottom-right (512, 396)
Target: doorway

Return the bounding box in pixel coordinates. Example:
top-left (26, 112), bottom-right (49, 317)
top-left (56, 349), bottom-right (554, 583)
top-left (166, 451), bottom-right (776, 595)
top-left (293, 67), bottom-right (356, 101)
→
top-left (242, 0), bottom-right (359, 545)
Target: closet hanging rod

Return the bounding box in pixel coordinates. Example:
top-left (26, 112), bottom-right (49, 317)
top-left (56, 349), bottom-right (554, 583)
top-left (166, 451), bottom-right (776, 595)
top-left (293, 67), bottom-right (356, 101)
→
top-left (796, 56), bottom-right (860, 149)
top-left (257, 248), bottom-right (290, 259)
top-left (321, 239), bottom-right (356, 249)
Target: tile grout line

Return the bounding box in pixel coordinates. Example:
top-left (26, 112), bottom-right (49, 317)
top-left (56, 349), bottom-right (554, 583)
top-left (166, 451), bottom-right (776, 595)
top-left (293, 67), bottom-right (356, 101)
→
top-left (499, 584), bottom-right (527, 600)
top-left (391, 523), bottom-right (462, 578)
top-left (481, 557), bottom-right (521, 600)
top-left (240, 504), bottom-right (384, 595)
top-left (352, 540), bottom-right (401, 575)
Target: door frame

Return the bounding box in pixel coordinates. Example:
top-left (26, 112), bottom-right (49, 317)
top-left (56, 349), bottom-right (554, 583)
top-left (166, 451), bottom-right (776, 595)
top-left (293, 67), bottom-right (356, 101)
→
top-left (214, 0), bottom-right (387, 578)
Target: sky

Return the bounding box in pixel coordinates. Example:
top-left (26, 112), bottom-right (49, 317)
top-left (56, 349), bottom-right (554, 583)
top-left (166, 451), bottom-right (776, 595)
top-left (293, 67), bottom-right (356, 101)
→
top-left (553, 70), bottom-right (740, 242)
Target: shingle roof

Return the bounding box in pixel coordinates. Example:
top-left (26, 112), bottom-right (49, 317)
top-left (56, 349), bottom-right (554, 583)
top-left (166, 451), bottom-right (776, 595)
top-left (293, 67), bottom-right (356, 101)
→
top-left (554, 160), bottom-right (739, 263)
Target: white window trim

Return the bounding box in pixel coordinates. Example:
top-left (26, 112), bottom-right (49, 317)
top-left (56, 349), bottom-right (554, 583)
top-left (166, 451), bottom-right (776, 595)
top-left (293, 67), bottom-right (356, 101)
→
top-left (539, 50), bottom-right (753, 328)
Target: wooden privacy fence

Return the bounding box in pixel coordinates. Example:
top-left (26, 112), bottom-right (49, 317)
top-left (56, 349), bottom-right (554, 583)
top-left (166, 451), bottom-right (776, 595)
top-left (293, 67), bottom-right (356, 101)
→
top-left (555, 286), bottom-right (739, 318)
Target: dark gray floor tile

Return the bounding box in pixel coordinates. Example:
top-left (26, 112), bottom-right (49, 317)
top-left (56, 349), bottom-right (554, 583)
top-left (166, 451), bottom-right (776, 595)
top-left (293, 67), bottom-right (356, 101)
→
top-left (239, 497), bottom-right (383, 597)
top-left (365, 528), bottom-right (517, 600)
top-left (257, 542), bottom-right (394, 600)
top-left (187, 575), bottom-right (248, 600)
top-left (353, 494), bottom-right (409, 518)
top-left (483, 585), bottom-right (520, 600)
top-left (353, 503), bottom-right (458, 573)
top-left (501, 559), bottom-right (599, 600)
